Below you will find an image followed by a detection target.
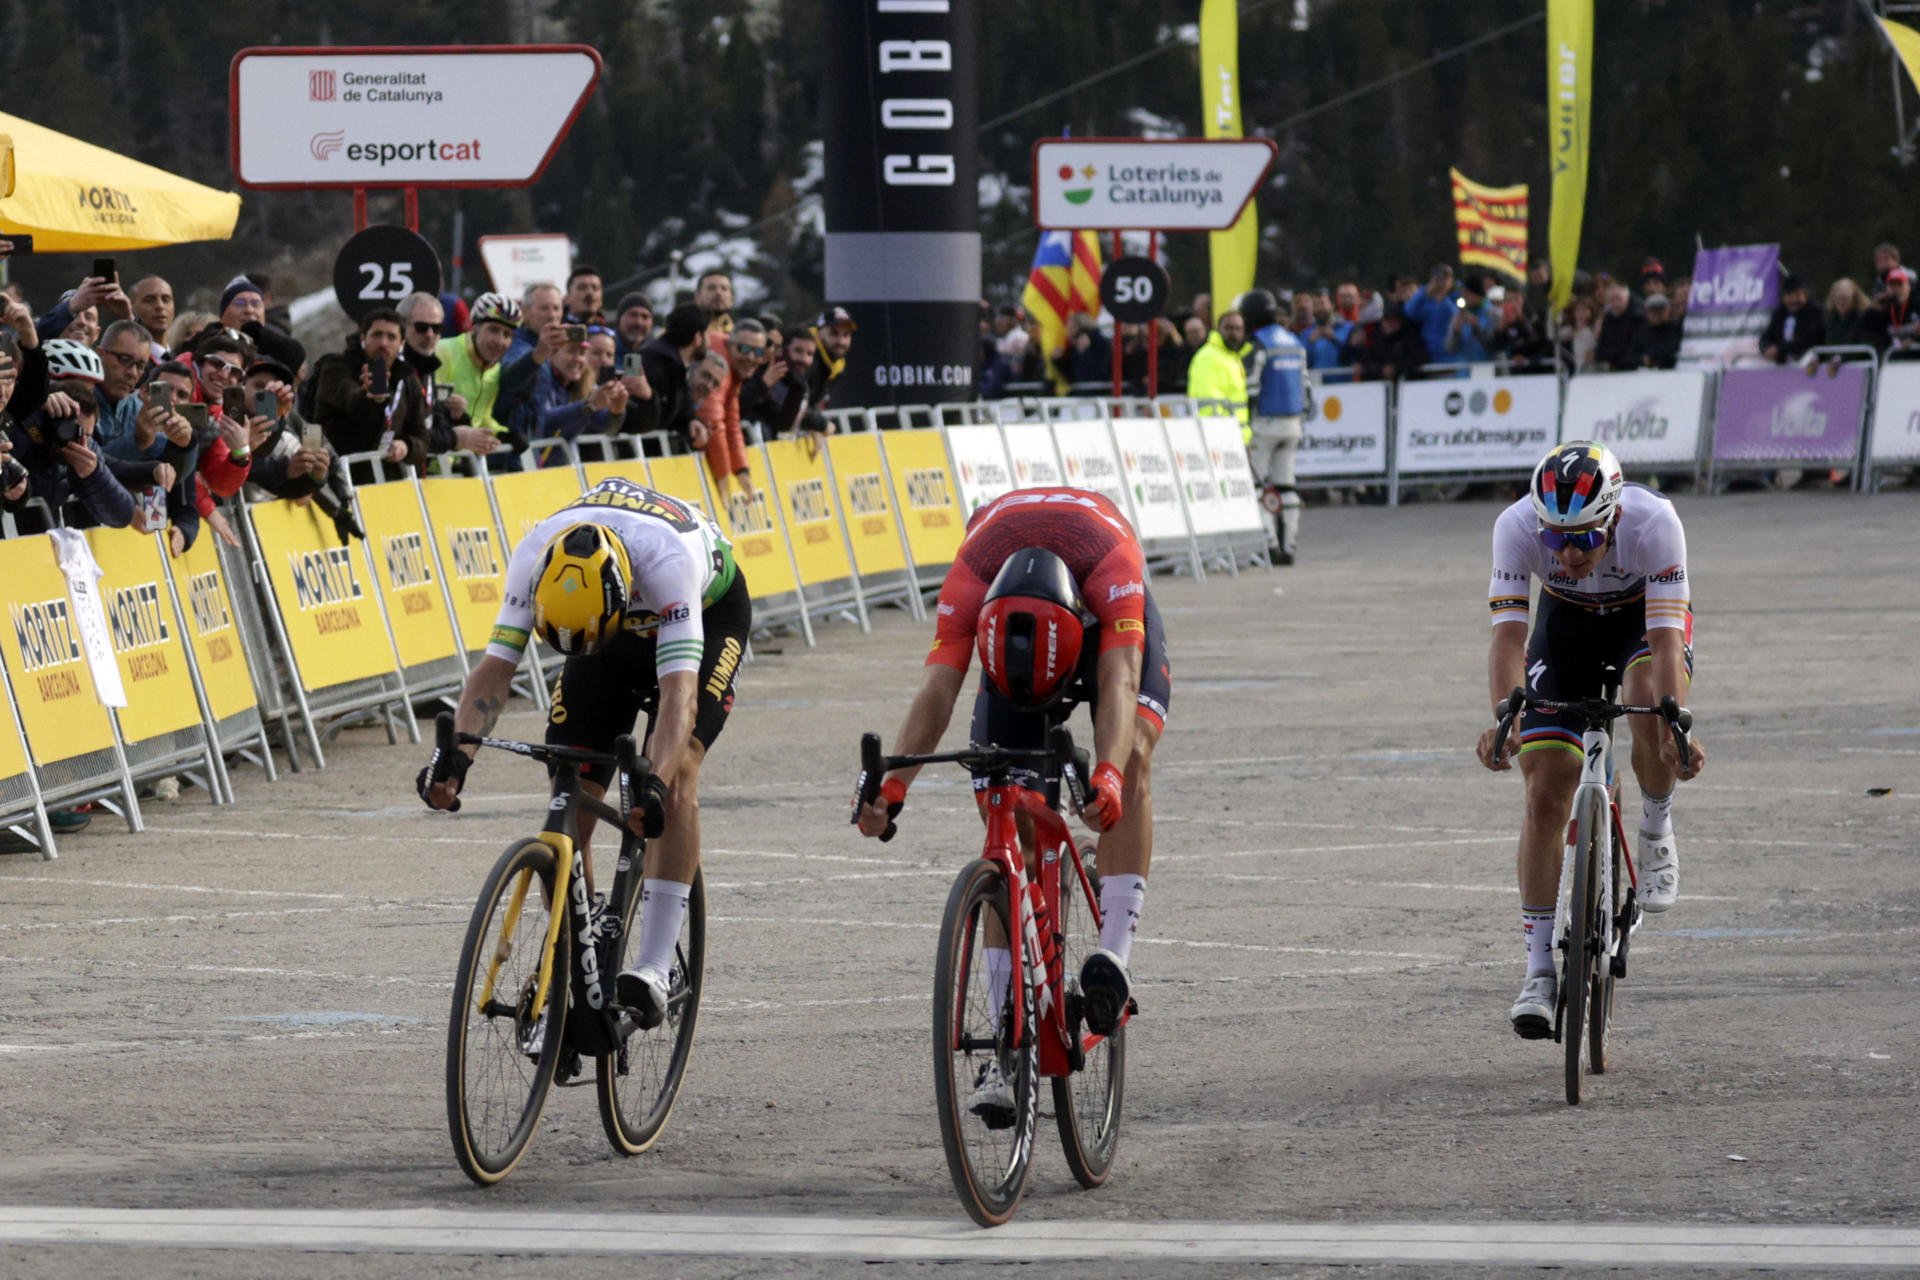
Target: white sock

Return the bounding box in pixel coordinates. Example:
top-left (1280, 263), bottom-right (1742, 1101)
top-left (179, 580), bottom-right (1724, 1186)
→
top-left (632, 878), bottom-right (691, 978)
top-left (1641, 787), bottom-right (1674, 834)
top-left (1522, 906), bottom-right (1556, 976)
top-left (983, 947), bottom-right (1012, 1026)
top-left (1098, 874), bottom-right (1147, 966)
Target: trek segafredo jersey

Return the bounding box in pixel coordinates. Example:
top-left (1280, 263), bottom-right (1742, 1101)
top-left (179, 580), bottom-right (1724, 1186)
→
top-left (488, 478), bottom-right (736, 676)
top-left (1487, 482), bottom-right (1689, 630)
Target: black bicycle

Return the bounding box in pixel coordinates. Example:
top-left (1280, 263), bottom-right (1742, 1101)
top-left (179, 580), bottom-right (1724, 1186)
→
top-left (435, 712), bottom-right (705, 1184)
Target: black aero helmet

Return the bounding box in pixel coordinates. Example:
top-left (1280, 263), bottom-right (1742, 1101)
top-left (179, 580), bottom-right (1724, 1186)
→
top-left (977, 547), bottom-right (1085, 710)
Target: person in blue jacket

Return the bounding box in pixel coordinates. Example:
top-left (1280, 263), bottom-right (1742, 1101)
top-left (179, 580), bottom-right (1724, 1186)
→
top-left (1401, 263), bottom-right (1466, 367)
top-left (1237, 289), bottom-right (1310, 565)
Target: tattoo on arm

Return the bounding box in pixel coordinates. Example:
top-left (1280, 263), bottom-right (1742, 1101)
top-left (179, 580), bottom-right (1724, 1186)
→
top-left (473, 694), bottom-right (503, 736)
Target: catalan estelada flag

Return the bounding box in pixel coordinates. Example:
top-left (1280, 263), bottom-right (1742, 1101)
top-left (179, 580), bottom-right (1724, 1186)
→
top-left (1021, 229), bottom-right (1103, 389)
top-left (1449, 167), bottom-right (1528, 281)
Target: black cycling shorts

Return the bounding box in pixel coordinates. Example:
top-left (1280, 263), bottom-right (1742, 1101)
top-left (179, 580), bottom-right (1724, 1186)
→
top-left (1517, 590), bottom-right (1692, 758)
top-left (545, 570), bottom-right (753, 786)
top-left (968, 589), bottom-right (1170, 793)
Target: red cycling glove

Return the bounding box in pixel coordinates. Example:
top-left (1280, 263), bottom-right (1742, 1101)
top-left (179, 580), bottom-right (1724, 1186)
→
top-left (1083, 762), bottom-right (1125, 832)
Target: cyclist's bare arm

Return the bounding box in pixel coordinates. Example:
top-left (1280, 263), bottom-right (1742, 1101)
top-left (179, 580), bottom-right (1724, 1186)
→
top-left (1638, 627), bottom-right (1705, 779)
top-left (855, 663), bottom-right (966, 835)
top-left (1092, 645), bottom-right (1143, 774)
top-left (426, 655), bottom-right (518, 809)
top-left (1478, 621), bottom-right (1528, 771)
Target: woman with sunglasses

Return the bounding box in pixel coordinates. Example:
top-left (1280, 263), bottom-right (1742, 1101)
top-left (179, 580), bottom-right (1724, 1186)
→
top-left (1475, 440), bottom-right (1707, 1038)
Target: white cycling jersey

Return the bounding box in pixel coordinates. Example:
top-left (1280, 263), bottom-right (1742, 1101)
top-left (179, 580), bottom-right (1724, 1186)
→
top-left (1488, 482), bottom-right (1689, 630)
top-left (487, 478), bottom-right (735, 676)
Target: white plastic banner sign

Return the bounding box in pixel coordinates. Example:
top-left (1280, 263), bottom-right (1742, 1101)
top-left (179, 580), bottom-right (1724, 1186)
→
top-left (1050, 421), bottom-right (1132, 518)
top-left (1557, 370), bottom-right (1708, 468)
top-left (944, 425), bottom-right (1015, 514)
top-left (1395, 376), bottom-right (1560, 474)
top-left (1031, 139), bottom-right (1276, 231)
top-left (999, 424), bottom-right (1066, 489)
top-left (1197, 417), bottom-right (1265, 533)
top-left (232, 46), bottom-right (600, 188)
top-left (1300, 382), bottom-right (1390, 477)
top-left (1869, 364), bottom-right (1920, 464)
top-left (46, 529), bottom-right (126, 708)
top-left (1161, 418), bottom-right (1231, 536)
top-left (478, 234), bottom-right (573, 301)
top-left (1107, 419), bottom-right (1190, 542)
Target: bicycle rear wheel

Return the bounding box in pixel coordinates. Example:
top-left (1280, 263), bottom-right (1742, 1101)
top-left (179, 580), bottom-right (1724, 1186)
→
top-left (1563, 790), bottom-right (1605, 1105)
top-left (932, 859), bottom-right (1038, 1227)
top-left (1590, 809), bottom-right (1622, 1074)
top-left (1052, 851), bottom-right (1124, 1188)
top-left (597, 868), bottom-right (706, 1155)
top-left (446, 837), bottom-right (568, 1185)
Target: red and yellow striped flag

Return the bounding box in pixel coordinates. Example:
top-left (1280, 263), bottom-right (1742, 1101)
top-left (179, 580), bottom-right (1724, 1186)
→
top-left (1449, 167), bottom-right (1528, 281)
top-left (1021, 229), bottom-right (1103, 388)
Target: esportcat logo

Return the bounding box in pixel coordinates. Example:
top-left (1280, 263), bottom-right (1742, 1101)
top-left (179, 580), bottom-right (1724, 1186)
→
top-left (310, 135), bottom-right (485, 166)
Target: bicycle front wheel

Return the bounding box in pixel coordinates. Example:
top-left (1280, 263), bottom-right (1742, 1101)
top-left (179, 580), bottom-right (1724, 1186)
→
top-left (932, 859), bottom-right (1038, 1228)
top-left (1052, 851), bottom-right (1124, 1187)
top-left (597, 867), bottom-right (706, 1155)
top-left (446, 837), bottom-right (569, 1185)
top-left (1563, 789), bottom-right (1606, 1105)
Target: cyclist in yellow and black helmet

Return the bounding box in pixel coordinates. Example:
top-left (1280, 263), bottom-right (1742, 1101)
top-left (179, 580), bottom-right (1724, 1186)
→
top-left (420, 477), bottom-right (749, 1029)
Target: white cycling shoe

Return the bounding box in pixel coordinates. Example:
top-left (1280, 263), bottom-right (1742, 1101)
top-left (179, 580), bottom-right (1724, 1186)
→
top-left (616, 966), bottom-right (670, 1030)
top-left (1510, 971), bottom-right (1557, 1040)
top-left (968, 1060), bottom-right (1016, 1128)
top-left (1639, 828), bottom-right (1679, 913)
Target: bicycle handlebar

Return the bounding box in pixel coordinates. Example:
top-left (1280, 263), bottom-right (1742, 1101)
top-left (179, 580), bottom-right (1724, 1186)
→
top-left (1491, 687), bottom-right (1692, 764)
top-left (853, 726), bottom-right (1093, 844)
top-left (433, 711), bottom-right (655, 792)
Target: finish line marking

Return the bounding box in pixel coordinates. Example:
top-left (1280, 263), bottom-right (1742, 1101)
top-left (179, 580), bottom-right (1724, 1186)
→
top-left (0, 1207), bottom-right (1914, 1268)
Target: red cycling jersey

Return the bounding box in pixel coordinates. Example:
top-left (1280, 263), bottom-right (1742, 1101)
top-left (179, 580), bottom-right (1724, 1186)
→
top-left (928, 487), bottom-right (1148, 672)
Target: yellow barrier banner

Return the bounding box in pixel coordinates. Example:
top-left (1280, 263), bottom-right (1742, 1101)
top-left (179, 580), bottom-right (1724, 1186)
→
top-left (355, 481), bottom-right (459, 668)
top-left (0, 536), bottom-right (116, 765)
top-left (171, 530), bottom-right (257, 722)
top-left (86, 527), bottom-right (202, 742)
top-left (646, 454), bottom-right (717, 521)
top-left (0, 691), bottom-right (28, 788)
top-left (825, 433), bottom-right (907, 576)
top-left (765, 440), bottom-right (855, 587)
top-left (582, 457), bottom-right (652, 489)
top-left (717, 452), bottom-right (800, 599)
top-left (881, 430), bottom-right (965, 568)
top-left (249, 498), bottom-right (397, 692)
top-left (490, 467), bottom-right (586, 553)
top-left (420, 476), bottom-right (506, 652)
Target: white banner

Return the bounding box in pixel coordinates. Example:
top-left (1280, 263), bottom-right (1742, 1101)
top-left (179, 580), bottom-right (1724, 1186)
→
top-left (1197, 417), bottom-right (1265, 533)
top-left (1031, 139), bottom-right (1275, 232)
top-left (1558, 370), bottom-right (1709, 468)
top-left (47, 529), bottom-right (126, 709)
top-left (1161, 418), bottom-right (1231, 536)
top-left (232, 47), bottom-right (600, 187)
top-left (478, 234), bottom-right (572, 302)
top-left (1395, 376), bottom-right (1559, 475)
top-left (943, 425), bottom-right (1015, 515)
top-left (1107, 419), bottom-right (1190, 542)
top-left (1869, 364), bottom-right (1920, 464)
top-left (1300, 382), bottom-right (1390, 477)
top-left (1049, 420), bottom-right (1132, 519)
top-left (999, 424), bottom-right (1066, 489)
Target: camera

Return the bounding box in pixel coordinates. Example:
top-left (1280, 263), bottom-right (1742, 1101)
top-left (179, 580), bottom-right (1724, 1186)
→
top-left (1, 456), bottom-right (26, 491)
top-left (45, 417), bottom-right (83, 448)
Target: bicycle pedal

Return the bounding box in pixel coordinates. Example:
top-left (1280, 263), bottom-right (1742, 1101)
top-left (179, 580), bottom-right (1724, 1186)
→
top-left (554, 1049), bottom-right (586, 1086)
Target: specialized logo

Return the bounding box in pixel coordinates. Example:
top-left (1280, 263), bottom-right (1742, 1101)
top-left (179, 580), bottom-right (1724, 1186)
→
top-left (1527, 658), bottom-right (1547, 689)
top-left (310, 130), bottom-right (346, 162)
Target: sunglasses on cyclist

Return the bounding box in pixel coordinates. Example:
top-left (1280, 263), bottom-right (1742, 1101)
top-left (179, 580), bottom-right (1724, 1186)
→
top-left (1537, 524), bottom-right (1609, 553)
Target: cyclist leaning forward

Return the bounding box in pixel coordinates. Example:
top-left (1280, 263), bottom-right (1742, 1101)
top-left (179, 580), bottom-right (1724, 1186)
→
top-left (420, 476), bottom-right (750, 1028)
top-left (855, 486), bottom-right (1171, 1043)
top-left (1476, 441), bottom-right (1706, 1038)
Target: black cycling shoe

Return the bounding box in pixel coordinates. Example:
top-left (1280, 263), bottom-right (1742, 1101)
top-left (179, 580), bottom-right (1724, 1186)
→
top-left (1079, 948), bottom-right (1131, 1036)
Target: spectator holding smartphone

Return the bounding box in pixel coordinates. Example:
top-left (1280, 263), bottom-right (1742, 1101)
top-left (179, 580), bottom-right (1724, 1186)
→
top-left (5, 341), bottom-right (136, 532)
top-left (633, 302), bottom-right (710, 452)
top-left (313, 307), bottom-right (429, 466)
top-left (528, 327), bottom-right (627, 455)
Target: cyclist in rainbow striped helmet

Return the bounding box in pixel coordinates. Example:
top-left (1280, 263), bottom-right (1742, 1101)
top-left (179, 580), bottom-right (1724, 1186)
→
top-left (1476, 440), bottom-right (1707, 1039)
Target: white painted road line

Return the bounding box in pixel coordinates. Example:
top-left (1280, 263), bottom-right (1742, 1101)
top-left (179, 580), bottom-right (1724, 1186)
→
top-left (0, 1207), bottom-right (1915, 1268)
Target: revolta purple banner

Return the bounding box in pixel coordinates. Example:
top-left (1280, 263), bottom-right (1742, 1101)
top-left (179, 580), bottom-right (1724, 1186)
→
top-left (1679, 243), bottom-right (1779, 366)
top-left (1711, 364), bottom-right (1869, 463)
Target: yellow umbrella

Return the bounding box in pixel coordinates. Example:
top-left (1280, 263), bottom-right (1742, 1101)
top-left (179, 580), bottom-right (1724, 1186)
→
top-left (0, 111), bottom-right (240, 252)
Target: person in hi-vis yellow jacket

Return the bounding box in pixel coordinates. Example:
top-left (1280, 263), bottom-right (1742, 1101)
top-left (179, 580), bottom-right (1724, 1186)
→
top-left (1184, 310), bottom-right (1250, 443)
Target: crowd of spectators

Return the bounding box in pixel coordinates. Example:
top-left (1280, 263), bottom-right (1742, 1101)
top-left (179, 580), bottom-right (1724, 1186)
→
top-left (977, 241), bottom-right (1919, 401)
top-left (1, 246), bottom-right (865, 550)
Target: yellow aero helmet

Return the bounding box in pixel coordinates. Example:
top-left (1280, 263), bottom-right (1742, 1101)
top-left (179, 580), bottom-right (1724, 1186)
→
top-left (531, 524), bottom-right (631, 655)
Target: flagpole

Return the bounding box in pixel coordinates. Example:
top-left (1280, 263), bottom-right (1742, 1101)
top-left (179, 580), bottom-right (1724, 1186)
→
top-left (1111, 230), bottom-right (1124, 399)
top-left (1147, 230), bottom-right (1160, 399)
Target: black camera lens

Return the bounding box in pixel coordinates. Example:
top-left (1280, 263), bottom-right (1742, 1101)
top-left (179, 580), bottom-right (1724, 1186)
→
top-left (52, 418), bottom-right (83, 446)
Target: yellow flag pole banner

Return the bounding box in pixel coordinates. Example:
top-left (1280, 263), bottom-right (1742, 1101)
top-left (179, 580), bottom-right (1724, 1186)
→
top-left (1449, 168), bottom-right (1528, 282)
top-left (1201, 0), bottom-right (1258, 315)
top-left (0, 111), bottom-right (241, 252)
top-left (1546, 0), bottom-right (1592, 312)
top-left (1878, 16), bottom-right (1920, 97)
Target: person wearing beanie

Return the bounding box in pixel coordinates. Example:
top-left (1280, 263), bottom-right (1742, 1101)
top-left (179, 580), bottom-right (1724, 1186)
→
top-left (219, 276), bottom-right (265, 331)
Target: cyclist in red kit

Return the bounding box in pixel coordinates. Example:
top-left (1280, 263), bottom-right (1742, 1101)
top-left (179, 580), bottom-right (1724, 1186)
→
top-left (856, 488), bottom-right (1171, 1053)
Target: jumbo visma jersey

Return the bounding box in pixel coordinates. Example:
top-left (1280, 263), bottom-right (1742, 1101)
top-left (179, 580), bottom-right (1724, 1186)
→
top-left (488, 478), bottom-right (736, 677)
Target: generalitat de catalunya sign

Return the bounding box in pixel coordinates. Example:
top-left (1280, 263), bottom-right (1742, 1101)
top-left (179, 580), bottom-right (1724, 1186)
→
top-left (230, 45), bottom-right (601, 189)
top-left (1030, 138), bottom-right (1275, 232)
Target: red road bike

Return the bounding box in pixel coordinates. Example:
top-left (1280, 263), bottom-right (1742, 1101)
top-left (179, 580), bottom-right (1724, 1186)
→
top-left (856, 725), bottom-right (1128, 1227)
